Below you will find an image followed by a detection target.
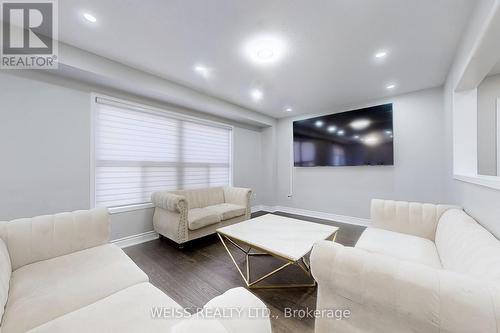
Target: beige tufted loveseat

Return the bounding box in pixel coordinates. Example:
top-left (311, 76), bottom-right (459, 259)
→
top-left (151, 187), bottom-right (251, 247)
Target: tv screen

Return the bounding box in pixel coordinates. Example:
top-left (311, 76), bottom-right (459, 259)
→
top-left (293, 104), bottom-right (394, 167)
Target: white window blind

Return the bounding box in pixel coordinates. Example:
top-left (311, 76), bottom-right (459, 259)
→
top-left (93, 98), bottom-right (232, 208)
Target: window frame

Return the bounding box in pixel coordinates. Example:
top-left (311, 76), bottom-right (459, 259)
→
top-left (90, 93), bottom-right (234, 214)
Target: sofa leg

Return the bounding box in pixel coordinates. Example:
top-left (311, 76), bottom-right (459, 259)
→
top-left (178, 243), bottom-right (185, 250)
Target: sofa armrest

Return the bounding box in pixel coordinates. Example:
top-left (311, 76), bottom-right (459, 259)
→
top-left (0, 208), bottom-right (110, 270)
top-left (370, 199), bottom-right (459, 240)
top-left (223, 187), bottom-right (251, 207)
top-left (151, 191), bottom-right (188, 213)
top-left (203, 287), bottom-right (272, 333)
top-left (310, 240), bottom-right (500, 333)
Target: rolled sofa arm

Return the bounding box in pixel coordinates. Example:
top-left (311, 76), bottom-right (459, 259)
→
top-left (0, 208), bottom-right (110, 270)
top-left (151, 191), bottom-right (188, 213)
top-left (370, 199), bottom-right (459, 240)
top-left (223, 187), bottom-right (251, 207)
top-left (171, 287), bottom-right (271, 333)
top-left (202, 287), bottom-right (271, 333)
top-left (310, 240), bottom-right (500, 333)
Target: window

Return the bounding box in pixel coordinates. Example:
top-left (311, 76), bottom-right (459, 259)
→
top-left (92, 96), bottom-right (232, 209)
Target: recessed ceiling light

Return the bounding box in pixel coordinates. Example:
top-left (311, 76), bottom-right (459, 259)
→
top-left (349, 118), bottom-right (371, 130)
top-left (337, 130), bottom-right (345, 136)
top-left (363, 135), bottom-right (379, 146)
top-left (83, 13), bottom-right (97, 23)
top-left (257, 48), bottom-right (275, 60)
top-left (315, 120), bottom-right (324, 128)
top-left (353, 135), bottom-right (360, 139)
top-left (250, 89), bottom-right (263, 101)
top-left (284, 107), bottom-right (293, 112)
top-left (386, 84), bottom-right (396, 90)
top-left (243, 35), bottom-right (287, 65)
top-left (193, 64), bottom-right (211, 78)
top-left (385, 130), bottom-right (392, 135)
top-left (327, 126), bottom-right (337, 133)
top-left (375, 50), bottom-right (387, 59)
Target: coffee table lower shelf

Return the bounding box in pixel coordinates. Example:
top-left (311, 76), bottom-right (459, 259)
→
top-left (217, 232), bottom-right (337, 289)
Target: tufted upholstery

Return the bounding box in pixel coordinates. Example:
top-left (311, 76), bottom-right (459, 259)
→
top-left (311, 241), bottom-right (500, 333)
top-left (0, 208), bottom-right (109, 270)
top-left (152, 187), bottom-right (251, 245)
top-left (151, 192), bottom-right (187, 213)
top-left (0, 208), bottom-right (270, 333)
top-left (173, 187), bottom-right (225, 209)
top-left (312, 199), bottom-right (500, 333)
top-left (436, 209), bottom-right (500, 282)
top-left (371, 199), bottom-right (458, 240)
top-left (0, 239), bottom-right (11, 324)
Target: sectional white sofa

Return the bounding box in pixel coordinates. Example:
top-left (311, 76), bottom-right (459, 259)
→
top-left (152, 187), bottom-right (251, 247)
top-left (311, 199), bottom-right (500, 333)
top-left (0, 208), bottom-right (271, 333)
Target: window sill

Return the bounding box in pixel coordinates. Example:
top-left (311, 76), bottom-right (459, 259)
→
top-left (108, 203), bottom-right (155, 214)
top-left (454, 173), bottom-right (500, 191)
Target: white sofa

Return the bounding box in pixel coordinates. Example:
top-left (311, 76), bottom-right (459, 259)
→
top-left (0, 208), bottom-right (271, 333)
top-left (311, 199), bottom-right (500, 333)
top-left (152, 187), bottom-right (251, 247)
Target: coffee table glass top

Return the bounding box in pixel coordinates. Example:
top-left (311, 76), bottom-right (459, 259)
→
top-left (217, 214), bottom-right (338, 261)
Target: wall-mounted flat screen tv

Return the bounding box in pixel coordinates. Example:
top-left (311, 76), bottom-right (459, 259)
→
top-left (293, 104), bottom-right (394, 167)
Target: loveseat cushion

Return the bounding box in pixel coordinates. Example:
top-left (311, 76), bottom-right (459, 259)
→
top-left (206, 203), bottom-right (246, 221)
top-left (25, 283), bottom-right (183, 333)
top-left (356, 228), bottom-right (442, 268)
top-left (1, 244), bottom-right (148, 333)
top-left (0, 238), bottom-right (11, 324)
top-left (188, 208), bottom-right (221, 230)
top-left (435, 209), bottom-right (500, 282)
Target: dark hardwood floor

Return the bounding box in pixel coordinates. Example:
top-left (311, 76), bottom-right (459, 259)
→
top-left (124, 211), bottom-right (365, 333)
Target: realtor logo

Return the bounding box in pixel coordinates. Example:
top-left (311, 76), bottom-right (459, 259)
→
top-left (1, 0), bottom-right (58, 69)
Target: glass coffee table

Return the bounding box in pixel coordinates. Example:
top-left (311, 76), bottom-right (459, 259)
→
top-left (217, 214), bottom-right (338, 289)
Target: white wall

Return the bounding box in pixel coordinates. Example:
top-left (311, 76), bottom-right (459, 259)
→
top-left (477, 74), bottom-right (500, 175)
top-left (274, 87), bottom-right (446, 219)
top-left (0, 71), bottom-right (266, 240)
top-left (444, 0), bottom-right (500, 238)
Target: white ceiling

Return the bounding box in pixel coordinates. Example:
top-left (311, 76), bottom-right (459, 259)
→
top-left (58, 0), bottom-right (474, 118)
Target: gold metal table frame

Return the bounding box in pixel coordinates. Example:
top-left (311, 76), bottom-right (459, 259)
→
top-left (217, 231), bottom-right (337, 289)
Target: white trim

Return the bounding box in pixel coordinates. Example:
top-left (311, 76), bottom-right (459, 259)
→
top-left (496, 98), bottom-right (500, 176)
top-left (89, 93), bottom-right (97, 208)
top-left (108, 203), bottom-right (155, 214)
top-left (454, 173), bottom-right (500, 190)
top-left (111, 230), bottom-right (159, 248)
top-left (251, 205), bottom-right (371, 227)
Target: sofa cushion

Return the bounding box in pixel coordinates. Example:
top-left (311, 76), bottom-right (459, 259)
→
top-left (1, 244), bottom-right (148, 333)
top-left (175, 187), bottom-right (225, 209)
top-left (356, 228), bottom-right (442, 268)
top-left (0, 238), bottom-right (11, 323)
top-left (206, 203), bottom-right (246, 221)
top-left (435, 209), bottom-right (500, 282)
top-left (25, 283), bottom-right (183, 333)
top-left (188, 208), bottom-right (221, 230)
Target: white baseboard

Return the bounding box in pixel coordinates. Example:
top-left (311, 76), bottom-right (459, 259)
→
top-left (111, 230), bottom-right (159, 248)
top-left (114, 206), bottom-right (369, 249)
top-left (251, 205), bottom-right (371, 227)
